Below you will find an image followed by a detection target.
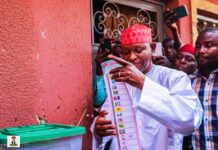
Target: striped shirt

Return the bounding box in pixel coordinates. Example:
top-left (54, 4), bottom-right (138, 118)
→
top-left (191, 68), bottom-right (218, 150)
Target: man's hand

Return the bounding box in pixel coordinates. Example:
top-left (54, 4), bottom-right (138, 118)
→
top-left (164, 9), bottom-right (178, 30)
top-left (94, 110), bottom-right (116, 137)
top-left (95, 38), bottom-right (121, 76)
top-left (163, 9), bottom-right (182, 49)
top-left (95, 45), bottom-right (110, 76)
top-left (108, 55), bottom-right (145, 90)
top-left (152, 55), bottom-right (172, 68)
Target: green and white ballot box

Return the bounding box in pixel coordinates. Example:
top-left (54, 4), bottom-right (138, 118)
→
top-left (0, 124), bottom-right (85, 150)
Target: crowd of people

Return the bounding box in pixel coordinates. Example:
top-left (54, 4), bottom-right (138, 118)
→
top-left (91, 8), bottom-right (218, 150)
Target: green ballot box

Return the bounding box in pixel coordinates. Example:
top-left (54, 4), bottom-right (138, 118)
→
top-left (0, 124), bottom-right (85, 150)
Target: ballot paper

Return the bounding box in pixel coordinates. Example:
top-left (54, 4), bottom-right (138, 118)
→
top-left (101, 60), bottom-right (141, 150)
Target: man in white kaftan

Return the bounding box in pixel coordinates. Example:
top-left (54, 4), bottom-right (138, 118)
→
top-left (91, 24), bottom-right (203, 150)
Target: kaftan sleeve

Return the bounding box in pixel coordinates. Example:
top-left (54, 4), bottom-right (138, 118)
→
top-left (134, 72), bottom-right (203, 135)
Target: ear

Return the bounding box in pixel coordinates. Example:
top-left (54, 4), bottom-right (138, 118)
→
top-left (150, 43), bottom-right (156, 52)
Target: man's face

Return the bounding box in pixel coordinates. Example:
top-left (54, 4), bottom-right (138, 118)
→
top-left (121, 43), bottom-right (152, 73)
top-left (163, 40), bottom-right (176, 61)
top-left (174, 51), bottom-right (197, 75)
top-left (195, 31), bottom-right (218, 70)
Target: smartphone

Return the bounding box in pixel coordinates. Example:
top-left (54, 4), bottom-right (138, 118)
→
top-left (101, 39), bottom-right (112, 53)
top-left (168, 5), bottom-right (188, 22)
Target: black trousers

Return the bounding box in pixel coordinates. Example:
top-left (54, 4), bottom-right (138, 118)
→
top-left (183, 135), bottom-right (193, 150)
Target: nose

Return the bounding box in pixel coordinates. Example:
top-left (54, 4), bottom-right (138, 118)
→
top-left (198, 46), bottom-right (206, 54)
top-left (165, 48), bottom-right (170, 53)
top-left (180, 57), bottom-right (186, 64)
top-left (128, 51), bottom-right (137, 62)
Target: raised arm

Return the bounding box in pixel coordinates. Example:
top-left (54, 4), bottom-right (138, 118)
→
top-left (164, 9), bottom-right (182, 50)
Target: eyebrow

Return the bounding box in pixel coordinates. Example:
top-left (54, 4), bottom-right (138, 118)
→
top-left (122, 45), bottom-right (147, 50)
top-left (136, 45), bottom-right (147, 48)
top-left (122, 47), bottom-right (131, 51)
top-left (196, 40), bottom-right (213, 44)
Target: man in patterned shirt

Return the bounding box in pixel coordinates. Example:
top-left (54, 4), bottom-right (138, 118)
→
top-left (184, 28), bottom-right (218, 149)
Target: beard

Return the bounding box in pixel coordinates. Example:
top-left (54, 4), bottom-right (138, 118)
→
top-left (198, 60), bottom-right (218, 71)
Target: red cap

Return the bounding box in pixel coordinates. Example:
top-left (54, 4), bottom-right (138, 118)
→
top-left (179, 44), bottom-right (195, 55)
top-left (121, 24), bottom-right (152, 46)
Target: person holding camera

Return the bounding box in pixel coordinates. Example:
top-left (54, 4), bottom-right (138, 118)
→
top-left (91, 24), bottom-right (203, 150)
top-left (163, 7), bottom-right (198, 76)
top-left (153, 8), bottom-right (183, 68)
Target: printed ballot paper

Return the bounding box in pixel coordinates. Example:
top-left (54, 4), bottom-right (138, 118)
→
top-left (101, 60), bottom-right (141, 150)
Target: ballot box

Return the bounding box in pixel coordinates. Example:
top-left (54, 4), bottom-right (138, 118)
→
top-left (0, 124), bottom-right (85, 150)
